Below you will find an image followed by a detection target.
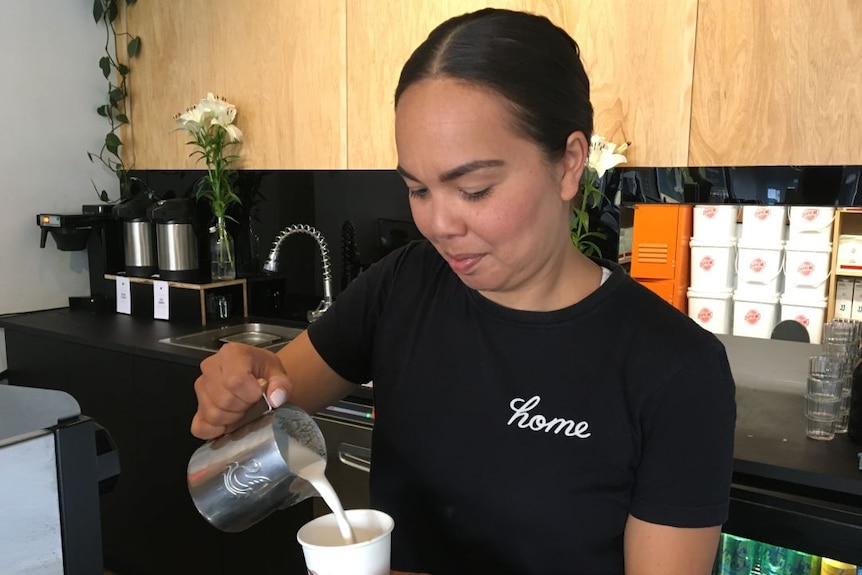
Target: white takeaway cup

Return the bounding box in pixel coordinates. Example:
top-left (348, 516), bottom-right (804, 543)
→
top-left (297, 509), bottom-right (395, 575)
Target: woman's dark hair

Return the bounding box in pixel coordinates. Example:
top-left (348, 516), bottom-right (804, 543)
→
top-left (395, 8), bottom-right (593, 162)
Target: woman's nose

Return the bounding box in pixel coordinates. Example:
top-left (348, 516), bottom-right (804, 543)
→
top-left (424, 196), bottom-right (467, 238)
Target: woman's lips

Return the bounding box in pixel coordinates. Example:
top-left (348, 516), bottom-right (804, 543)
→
top-left (446, 253), bottom-right (484, 274)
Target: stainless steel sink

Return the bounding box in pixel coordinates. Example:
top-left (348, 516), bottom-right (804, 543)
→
top-left (160, 322), bottom-right (305, 353)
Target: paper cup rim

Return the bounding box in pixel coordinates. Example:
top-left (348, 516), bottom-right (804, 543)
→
top-left (296, 509), bottom-right (395, 551)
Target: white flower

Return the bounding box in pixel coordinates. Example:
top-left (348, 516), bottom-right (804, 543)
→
top-left (224, 124), bottom-right (243, 142)
top-left (174, 93), bottom-right (241, 141)
top-left (174, 105), bottom-right (205, 133)
top-left (588, 135), bottom-right (628, 178)
top-left (198, 93), bottom-right (237, 127)
top-left (172, 92), bottom-right (244, 219)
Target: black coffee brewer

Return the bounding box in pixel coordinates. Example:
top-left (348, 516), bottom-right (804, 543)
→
top-left (37, 204), bottom-right (124, 308)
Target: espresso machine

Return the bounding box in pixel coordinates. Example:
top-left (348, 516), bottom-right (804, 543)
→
top-left (37, 204), bottom-right (125, 308)
top-left (0, 385), bottom-right (120, 574)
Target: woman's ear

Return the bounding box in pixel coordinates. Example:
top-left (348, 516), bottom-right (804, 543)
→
top-left (559, 131), bottom-right (588, 202)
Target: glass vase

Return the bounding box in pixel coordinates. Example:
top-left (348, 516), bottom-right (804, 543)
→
top-left (210, 216), bottom-right (236, 281)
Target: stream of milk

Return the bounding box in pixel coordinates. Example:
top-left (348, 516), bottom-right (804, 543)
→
top-left (289, 442), bottom-right (357, 544)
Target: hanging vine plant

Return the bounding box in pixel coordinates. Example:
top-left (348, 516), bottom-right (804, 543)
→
top-left (88, 0), bottom-right (142, 203)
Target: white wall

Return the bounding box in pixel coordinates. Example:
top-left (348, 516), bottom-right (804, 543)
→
top-left (0, 1), bottom-right (117, 370)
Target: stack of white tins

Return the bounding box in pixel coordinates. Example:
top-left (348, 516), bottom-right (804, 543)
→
top-left (687, 205), bottom-right (738, 334)
top-left (732, 205), bottom-right (787, 339)
top-left (779, 206), bottom-right (835, 344)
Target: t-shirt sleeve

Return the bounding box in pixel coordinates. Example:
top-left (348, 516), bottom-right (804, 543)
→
top-left (306, 243), bottom-right (412, 384)
top-left (629, 342), bottom-right (736, 528)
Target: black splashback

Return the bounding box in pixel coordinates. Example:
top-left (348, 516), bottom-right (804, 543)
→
top-left (128, 169), bottom-right (412, 320)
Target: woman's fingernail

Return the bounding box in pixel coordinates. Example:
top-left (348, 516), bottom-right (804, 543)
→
top-left (269, 388), bottom-right (287, 407)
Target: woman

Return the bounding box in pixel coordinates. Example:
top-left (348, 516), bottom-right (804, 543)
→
top-left (192, 8), bottom-right (736, 575)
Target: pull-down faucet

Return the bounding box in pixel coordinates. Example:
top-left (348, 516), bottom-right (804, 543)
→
top-left (263, 224), bottom-right (333, 322)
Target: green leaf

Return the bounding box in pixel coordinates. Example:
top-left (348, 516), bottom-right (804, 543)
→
top-left (116, 114), bottom-right (129, 124)
top-left (117, 63), bottom-right (129, 76)
top-left (105, 132), bottom-right (121, 155)
top-left (109, 87), bottom-right (124, 105)
top-left (96, 105), bottom-right (110, 117)
top-left (107, 0), bottom-right (118, 23)
top-left (99, 190), bottom-right (110, 202)
top-left (93, 0), bottom-right (104, 22)
top-left (126, 0), bottom-right (137, 5)
top-left (128, 37), bottom-right (141, 57)
top-left (99, 56), bottom-right (111, 78)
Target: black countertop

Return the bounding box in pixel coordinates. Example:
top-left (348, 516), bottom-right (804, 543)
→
top-left (1, 308), bottom-right (861, 498)
top-left (0, 307), bottom-right (374, 402)
top-left (734, 386), bottom-right (862, 497)
top-left (0, 307), bottom-right (218, 367)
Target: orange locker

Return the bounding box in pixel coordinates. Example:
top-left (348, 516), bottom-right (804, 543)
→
top-left (630, 204), bottom-right (692, 312)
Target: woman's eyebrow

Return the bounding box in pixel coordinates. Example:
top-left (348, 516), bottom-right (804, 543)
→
top-left (396, 159), bottom-right (505, 184)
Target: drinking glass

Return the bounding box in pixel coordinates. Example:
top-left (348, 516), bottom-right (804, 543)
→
top-left (809, 355), bottom-right (844, 379)
top-left (805, 417), bottom-right (837, 441)
top-left (806, 376), bottom-right (844, 400)
top-left (836, 412), bottom-right (850, 434)
top-left (805, 394), bottom-right (842, 421)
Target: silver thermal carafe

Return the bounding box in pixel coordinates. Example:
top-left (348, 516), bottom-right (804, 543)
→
top-left (114, 194), bottom-right (157, 278)
top-left (148, 198), bottom-right (200, 282)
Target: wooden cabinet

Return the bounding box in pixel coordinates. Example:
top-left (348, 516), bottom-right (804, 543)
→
top-left (124, 1), bottom-right (696, 169)
top-left (346, 0), bottom-right (495, 170)
top-left (689, 0), bottom-right (862, 166)
top-left (3, 331), bottom-right (310, 575)
top-left (565, 0), bottom-right (699, 169)
top-left (346, 0), bottom-right (699, 168)
top-left (123, 0), bottom-right (862, 169)
top-left (126, 0), bottom-right (347, 169)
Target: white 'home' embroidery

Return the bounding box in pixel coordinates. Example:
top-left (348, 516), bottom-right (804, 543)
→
top-left (507, 395), bottom-right (591, 438)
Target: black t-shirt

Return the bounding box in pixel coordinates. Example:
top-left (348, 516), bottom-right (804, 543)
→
top-left (308, 240), bottom-right (736, 575)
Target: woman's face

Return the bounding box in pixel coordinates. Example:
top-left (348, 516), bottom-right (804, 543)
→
top-left (395, 78), bottom-right (586, 300)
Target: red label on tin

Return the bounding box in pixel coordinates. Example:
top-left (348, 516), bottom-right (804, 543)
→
top-left (798, 260), bottom-right (814, 276)
top-left (795, 315), bottom-right (810, 327)
top-left (745, 309), bottom-right (761, 325)
top-left (750, 258), bottom-right (766, 273)
top-left (703, 206), bottom-right (717, 218)
top-left (755, 207), bottom-right (771, 221)
top-left (698, 308), bottom-right (713, 323)
top-left (700, 256), bottom-right (714, 271)
top-left (802, 208), bottom-right (819, 222)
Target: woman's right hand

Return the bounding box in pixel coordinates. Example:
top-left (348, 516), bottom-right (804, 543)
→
top-left (191, 342), bottom-right (293, 440)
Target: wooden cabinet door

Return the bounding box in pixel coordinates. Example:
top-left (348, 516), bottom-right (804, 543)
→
top-left (564, 0), bottom-right (698, 167)
top-left (346, 0), bottom-right (522, 169)
top-left (346, 1), bottom-right (698, 169)
top-left (127, 0), bottom-right (346, 169)
top-left (690, 0), bottom-right (862, 166)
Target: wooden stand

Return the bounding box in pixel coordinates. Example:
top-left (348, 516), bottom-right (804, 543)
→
top-left (105, 274), bottom-right (248, 325)
top-left (826, 208), bottom-right (862, 321)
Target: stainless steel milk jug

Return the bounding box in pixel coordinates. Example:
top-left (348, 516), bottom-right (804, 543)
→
top-left (187, 404), bottom-right (327, 533)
